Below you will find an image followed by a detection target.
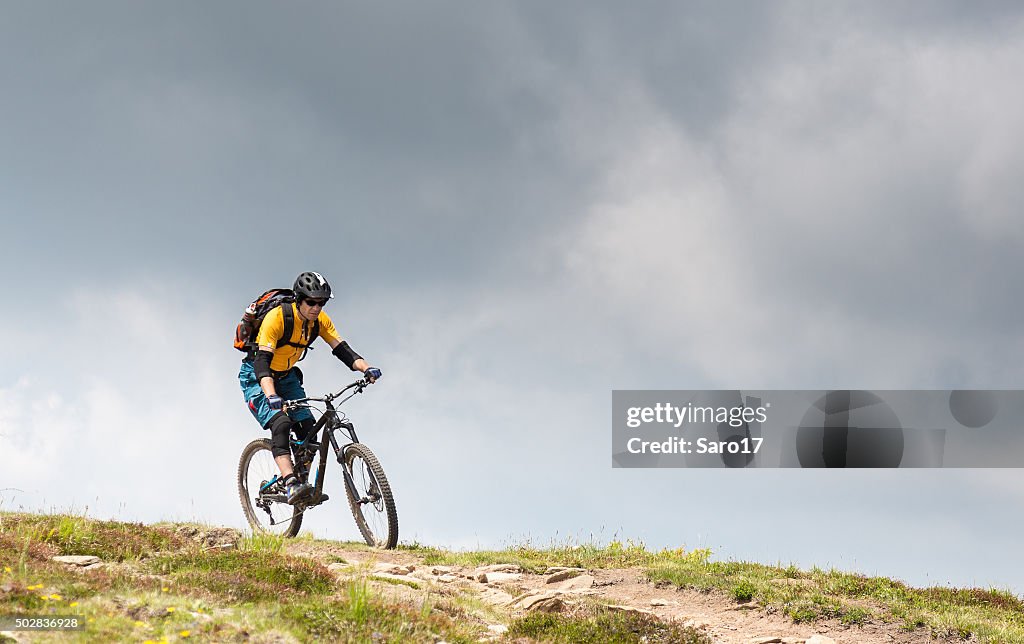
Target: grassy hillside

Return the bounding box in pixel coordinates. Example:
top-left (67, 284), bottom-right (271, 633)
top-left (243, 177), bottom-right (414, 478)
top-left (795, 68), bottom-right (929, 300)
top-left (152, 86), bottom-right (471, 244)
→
top-left (0, 512), bottom-right (1021, 643)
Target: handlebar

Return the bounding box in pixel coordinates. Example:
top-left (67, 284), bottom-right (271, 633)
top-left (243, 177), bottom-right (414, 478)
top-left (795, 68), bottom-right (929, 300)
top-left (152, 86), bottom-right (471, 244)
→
top-left (282, 376), bottom-right (375, 411)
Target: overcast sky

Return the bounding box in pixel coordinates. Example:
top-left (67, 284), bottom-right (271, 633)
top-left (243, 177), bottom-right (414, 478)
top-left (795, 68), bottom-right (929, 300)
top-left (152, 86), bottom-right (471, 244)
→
top-left (2, 2), bottom-right (1023, 596)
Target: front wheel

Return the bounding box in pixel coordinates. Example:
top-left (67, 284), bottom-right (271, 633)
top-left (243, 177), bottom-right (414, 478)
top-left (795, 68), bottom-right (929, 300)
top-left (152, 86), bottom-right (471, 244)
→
top-left (342, 443), bottom-right (398, 548)
top-left (238, 438), bottom-right (302, 537)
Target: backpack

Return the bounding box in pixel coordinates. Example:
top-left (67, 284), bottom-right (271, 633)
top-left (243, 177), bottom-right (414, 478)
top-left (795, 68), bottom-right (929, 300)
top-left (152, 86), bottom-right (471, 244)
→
top-left (234, 288), bottom-right (320, 359)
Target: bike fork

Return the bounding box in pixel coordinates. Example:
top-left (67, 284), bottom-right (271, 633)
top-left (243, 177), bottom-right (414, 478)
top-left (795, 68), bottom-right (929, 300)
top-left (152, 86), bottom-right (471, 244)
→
top-left (342, 466), bottom-right (380, 505)
top-left (342, 466), bottom-right (364, 504)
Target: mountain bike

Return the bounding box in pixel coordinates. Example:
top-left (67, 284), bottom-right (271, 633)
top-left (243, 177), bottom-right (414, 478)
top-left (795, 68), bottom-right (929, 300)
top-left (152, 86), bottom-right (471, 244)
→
top-left (236, 377), bottom-right (399, 548)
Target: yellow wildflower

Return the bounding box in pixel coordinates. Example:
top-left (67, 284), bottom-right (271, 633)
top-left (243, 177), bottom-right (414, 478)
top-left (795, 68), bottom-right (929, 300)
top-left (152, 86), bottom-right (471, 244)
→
top-left (166, 607), bottom-right (175, 613)
top-left (50, 594), bottom-right (62, 600)
top-left (70, 601), bottom-right (79, 607)
top-left (179, 631), bottom-right (191, 638)
top-left (161, 587), bottom-right (169, 593)
top-left (3, 566), bottom-right (11, 573)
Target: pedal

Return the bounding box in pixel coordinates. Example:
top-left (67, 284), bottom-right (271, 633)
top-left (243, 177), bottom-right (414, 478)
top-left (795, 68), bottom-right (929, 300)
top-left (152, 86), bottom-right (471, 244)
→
top-left (307, 493), bottom-right (330, 506)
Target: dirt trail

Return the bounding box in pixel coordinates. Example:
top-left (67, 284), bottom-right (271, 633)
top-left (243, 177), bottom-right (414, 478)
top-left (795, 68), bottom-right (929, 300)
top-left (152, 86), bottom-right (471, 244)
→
top-left (283, 541), bottom-right (952, 644)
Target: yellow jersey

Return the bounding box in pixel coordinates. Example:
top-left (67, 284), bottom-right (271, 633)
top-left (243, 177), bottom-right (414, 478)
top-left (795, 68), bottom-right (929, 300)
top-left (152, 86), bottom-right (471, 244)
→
top-left (255, 302), bottom-right (342, 372)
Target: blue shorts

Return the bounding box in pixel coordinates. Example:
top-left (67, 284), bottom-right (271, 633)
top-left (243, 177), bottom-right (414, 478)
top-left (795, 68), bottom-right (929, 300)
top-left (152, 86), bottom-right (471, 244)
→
top-left (238, 361), bottom-right (314, 428)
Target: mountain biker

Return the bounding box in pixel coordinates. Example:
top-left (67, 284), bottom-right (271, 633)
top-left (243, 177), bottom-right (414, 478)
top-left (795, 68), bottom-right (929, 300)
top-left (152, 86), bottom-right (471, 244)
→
top-left (239, 271), bottom-right (382, 504)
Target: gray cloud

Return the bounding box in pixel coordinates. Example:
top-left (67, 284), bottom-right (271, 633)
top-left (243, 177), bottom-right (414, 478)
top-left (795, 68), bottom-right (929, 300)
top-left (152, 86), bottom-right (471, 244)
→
top-left (3, 2), bottom-right (1024, 594)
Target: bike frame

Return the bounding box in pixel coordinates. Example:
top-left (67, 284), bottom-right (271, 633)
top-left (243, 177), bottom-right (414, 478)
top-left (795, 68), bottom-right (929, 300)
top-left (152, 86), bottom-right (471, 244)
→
top-left (284, 378), bottom-right (374, 509)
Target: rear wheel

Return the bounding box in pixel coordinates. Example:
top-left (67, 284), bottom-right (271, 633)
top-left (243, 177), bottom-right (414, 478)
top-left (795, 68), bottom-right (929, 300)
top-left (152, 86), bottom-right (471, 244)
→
top-left (342, 443), bottom-right (398, 548)
top-left (237, 438), bottom-right (302, 537)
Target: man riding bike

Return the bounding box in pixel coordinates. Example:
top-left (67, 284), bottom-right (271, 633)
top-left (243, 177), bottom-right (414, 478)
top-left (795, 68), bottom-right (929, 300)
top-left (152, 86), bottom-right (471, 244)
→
top-left (238, 271), bottom-right (382, 504)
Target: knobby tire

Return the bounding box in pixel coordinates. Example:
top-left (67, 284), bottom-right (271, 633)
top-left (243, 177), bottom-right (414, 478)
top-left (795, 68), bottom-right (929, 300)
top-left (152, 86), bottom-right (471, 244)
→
top-left (343, 443), bottom-right (399, 549)
top-left (237, 438), bottom-right (302, 538)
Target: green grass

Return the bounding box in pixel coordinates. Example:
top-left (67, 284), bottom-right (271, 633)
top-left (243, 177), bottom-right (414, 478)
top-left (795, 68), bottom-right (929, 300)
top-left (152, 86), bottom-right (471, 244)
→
top-left (841, 605), bottom-right (871, 625)
top-left (4, 512), bottom-right (1022, 643)
top-left (404, 537), bottom-right (708, 573)
top-left (0, 512), bottom-right (480, 643)
top-left (369, 574), bottom-right (421, 589)
top-left (238, 531), bottom-right (286, 554)
top-left (405, 535), bottom-right (1023, 643)
top-left (280, 592), bottom-right (476, 643)
top-left (147, 549), bottom-right (337, 603)
top-left (645, 551), bottom-right (1024, 642)
top-left (508, 603), bottom-right (711, 643)
top-left (731, 579), bottom-right (756, 602)
top-left (0, 513), bottom-right (189, 562)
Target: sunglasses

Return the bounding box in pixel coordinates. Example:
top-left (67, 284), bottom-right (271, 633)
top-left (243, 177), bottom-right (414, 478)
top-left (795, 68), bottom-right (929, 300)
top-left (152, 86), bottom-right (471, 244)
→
top-left (302, 298), bottom-right (328, 307)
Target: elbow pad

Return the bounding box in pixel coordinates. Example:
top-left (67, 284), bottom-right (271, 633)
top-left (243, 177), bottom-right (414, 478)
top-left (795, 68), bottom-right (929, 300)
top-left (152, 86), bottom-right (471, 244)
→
top-left (253, 350), bottom-right (274, 381)
top-left (332, 341), bottom-right (363, 370)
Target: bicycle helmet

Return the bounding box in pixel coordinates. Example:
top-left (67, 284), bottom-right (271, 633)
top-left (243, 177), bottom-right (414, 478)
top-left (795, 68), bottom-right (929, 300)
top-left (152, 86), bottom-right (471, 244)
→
top-left (293, 271), bottom-right (334, 300)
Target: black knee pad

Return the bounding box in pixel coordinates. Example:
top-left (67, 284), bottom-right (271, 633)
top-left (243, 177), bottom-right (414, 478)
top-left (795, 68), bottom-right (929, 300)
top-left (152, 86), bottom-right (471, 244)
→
top-left (266, 413), bottom-right (295, 458)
